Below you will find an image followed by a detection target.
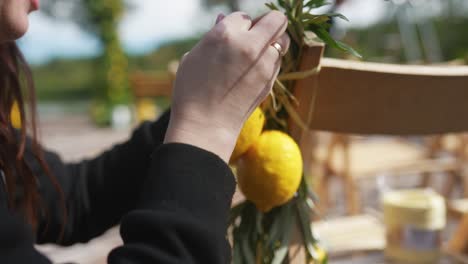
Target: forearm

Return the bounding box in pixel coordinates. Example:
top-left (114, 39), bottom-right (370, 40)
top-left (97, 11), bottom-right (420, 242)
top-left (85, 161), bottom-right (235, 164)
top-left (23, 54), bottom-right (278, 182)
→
top-left (164, 111), bottom-right (239, 163)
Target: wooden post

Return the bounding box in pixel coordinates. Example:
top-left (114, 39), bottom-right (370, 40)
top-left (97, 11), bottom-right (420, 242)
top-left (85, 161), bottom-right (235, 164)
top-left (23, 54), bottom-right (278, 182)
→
top-left (290, 41), bottom-right (325, 183)
top-left (290, 41), bottom-right (324, 142)
top-left (288, 42), bottom-right (324, 263)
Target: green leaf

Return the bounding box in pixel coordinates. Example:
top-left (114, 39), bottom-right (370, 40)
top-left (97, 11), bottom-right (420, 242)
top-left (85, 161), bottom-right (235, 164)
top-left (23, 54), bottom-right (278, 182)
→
top-left (232, 235), bottom-right (244, 264)
top-left (287, 23), bottom-right (301, 45)
top-left (294, 0), bottom-right (303, 18)
top-left (312, 27), bottom-right (362, 58)
top-left (256, 211), bottom-right (264, 235)
top-left (238, 205), bottom-right (257, 264)
top-left (299, 175), bottom-right (309, 198)
top-left (241, 235), bottom-right (256, 264)
top-left (304, 0), bottom-right (330, 8)
top-left (283, 0), bottom-right (292, 10)
top-left (229, 202), bottom-right (247, 226)
top-left (294, 0), bottom-right (302, 10)
top-left (321, 21), bottom-right (332, 30)
top-left (308, 189), bottom-right (319, 202)
top-left (271, 203), bottom-right (296, 264)
top-left (323, 12), bottom-right (350, 22)
top-left (302, 16), bottom-right (330, 25)
top-left (306, 197), bottom-right (316, 210)
top-left (267, 203), bottom-right (289, 245)
top-left (335, 40), bottom-right (362, 58)
top-left (296, 198), bottom-right (318, 259)
top-left (300, 13), bottom-right (327, 21)
top-left (271, 245), bottom-right (289, 264)
top-left (278, 0), bottom-right (286, 8)
top-left (267, 218), bottom-right (282, 249)
top-left (266, 2), bottom-right (279, 11)
top-left (293, 17), bottom-right (305, 39)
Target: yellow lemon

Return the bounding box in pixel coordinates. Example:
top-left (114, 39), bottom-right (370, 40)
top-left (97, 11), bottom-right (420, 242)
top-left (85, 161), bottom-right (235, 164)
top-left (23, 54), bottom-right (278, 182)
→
top-left (10, 102), bottom-right (21, 129)
top-left (136, 98), bottom-right (158, 123)
top-left (237, 130), bottom-right (303, 212)
top-left (230, 107), bottom-right (265, 162)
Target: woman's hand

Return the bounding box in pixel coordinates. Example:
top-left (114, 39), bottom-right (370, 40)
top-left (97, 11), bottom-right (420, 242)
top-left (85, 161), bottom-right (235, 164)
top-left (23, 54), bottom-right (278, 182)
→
top-left (164, 11), bottom-right (290, 162)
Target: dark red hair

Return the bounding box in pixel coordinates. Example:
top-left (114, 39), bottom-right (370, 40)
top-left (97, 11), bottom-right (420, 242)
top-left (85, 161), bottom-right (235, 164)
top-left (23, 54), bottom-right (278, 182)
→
top-left (0, 41), bottom-right (64, 231)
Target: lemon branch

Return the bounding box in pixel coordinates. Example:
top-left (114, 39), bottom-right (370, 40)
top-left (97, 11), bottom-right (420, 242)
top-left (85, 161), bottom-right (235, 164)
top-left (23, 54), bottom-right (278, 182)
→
top-left (229, 1), bottom-right (359, 263)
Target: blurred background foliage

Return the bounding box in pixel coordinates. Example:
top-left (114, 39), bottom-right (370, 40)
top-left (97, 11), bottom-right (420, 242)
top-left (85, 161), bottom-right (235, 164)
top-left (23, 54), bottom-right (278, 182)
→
top-left (33, 0), bottom-right (468, 104)
top-left (327, 0), bottom-right (468, 63)
top-left (33, 37), bottom-right (199, 102)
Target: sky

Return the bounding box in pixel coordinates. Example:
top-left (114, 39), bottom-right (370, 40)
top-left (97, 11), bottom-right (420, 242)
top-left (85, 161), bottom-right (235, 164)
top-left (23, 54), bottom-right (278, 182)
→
top-left (18, 0), bottom-right (389, 65)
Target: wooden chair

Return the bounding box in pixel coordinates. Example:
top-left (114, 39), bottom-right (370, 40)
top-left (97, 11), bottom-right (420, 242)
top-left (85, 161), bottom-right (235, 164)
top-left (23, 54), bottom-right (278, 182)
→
top-left (129, 63), bottom-right (177, 122)
top-left (283, 43), bottom-right (468, 263)
top-left (314, 133), bottom-right (467, 214)
top-left (129, 71), bottom-right (174, 98)
top-left (129, 61), bottom-right (178, 101)
top-left (291, 44), bottom-right (468, 216)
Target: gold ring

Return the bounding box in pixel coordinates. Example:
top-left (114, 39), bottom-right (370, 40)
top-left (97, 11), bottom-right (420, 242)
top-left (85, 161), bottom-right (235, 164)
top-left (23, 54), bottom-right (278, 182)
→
top-left (271, 42), bottom-right (285, 56)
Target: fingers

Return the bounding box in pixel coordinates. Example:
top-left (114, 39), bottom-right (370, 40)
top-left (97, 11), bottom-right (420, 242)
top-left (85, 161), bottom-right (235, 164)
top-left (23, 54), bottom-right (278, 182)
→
top-left (266, 63), bottom-right (282, 98)
top-left (180, 51), bottom-right (190, 64)
top-left (219, 12), bottom-right (253, 31)
top-left (271, 32), bottom-right (291, 58)
top-left (260, 32), bottom-right (290, 67)
top-left (249, 11), bottom-right (288, 48)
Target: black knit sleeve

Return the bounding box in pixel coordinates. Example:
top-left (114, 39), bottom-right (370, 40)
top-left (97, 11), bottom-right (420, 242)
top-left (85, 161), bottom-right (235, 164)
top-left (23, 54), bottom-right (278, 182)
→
top-left (0, 142), bottom-right (236, 264)
top-left (33, 111), bottom-right (170, 245)
top-left (108, 143), bottom-right (236, 264)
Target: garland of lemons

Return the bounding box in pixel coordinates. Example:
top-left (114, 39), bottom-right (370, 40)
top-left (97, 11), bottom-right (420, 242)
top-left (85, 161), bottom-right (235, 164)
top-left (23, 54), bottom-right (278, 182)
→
top-left (230, 107), bottom-right (326, 264)
top-left (228, 1), bottom-right (360, 263)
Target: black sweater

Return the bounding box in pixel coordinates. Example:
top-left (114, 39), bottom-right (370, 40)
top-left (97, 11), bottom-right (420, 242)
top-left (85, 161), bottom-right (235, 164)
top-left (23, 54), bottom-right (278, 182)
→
top-left (0, 111), bottom-right (236, 263)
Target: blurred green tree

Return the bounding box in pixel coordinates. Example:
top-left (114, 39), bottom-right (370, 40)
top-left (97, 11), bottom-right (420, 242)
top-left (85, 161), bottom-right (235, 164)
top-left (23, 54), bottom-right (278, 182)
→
top-left (81, 0), bottom-right (130, 104)
top-left (42, 0), bottom-right (131, 125)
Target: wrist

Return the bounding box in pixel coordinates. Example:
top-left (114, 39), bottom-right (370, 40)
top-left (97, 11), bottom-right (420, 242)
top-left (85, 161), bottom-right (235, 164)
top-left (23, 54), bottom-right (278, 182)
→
top-left (164, 113), bottom-right (240, 163)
